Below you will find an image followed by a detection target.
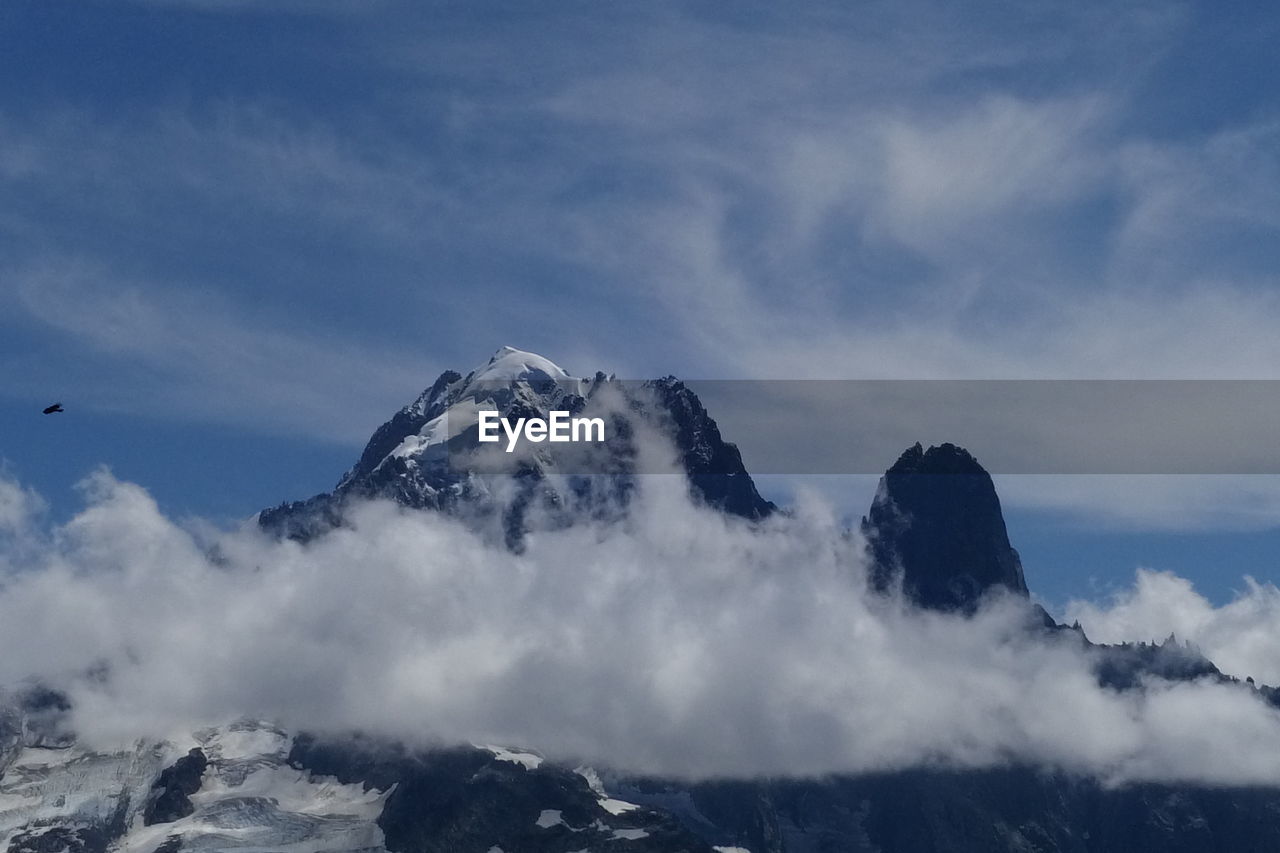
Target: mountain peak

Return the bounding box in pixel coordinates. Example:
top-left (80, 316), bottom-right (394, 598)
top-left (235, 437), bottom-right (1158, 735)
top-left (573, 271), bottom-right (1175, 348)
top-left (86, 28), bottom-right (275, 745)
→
top-left (470, 347), bottom-right (574, 386)
top-left (260, 349), bottom-right (774, 539)
top-left (888, 441), bottom-right (986, 475)
top-left (864, 442), bottom-right (1029, 611)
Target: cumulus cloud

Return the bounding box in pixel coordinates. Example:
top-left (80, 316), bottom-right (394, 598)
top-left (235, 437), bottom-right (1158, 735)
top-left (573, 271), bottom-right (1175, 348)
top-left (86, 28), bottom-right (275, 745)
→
top-left (2, 463), bottom-right (1280, 786)
top-left (0, 477), bottom-right (43, 537)
top-left (0, 475), bottom-right (47, 566)
top-left (1067, 568), bottom-right (1280, 685)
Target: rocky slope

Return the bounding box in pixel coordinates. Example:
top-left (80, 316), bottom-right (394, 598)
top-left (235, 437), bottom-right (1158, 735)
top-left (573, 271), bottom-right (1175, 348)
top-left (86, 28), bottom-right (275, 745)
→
top-left (0, 703), bottom-right (713, 853)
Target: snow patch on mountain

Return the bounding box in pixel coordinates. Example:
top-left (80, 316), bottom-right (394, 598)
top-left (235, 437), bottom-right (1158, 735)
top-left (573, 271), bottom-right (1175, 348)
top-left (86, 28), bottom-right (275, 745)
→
top-left (0, 720), bottom-right (390, 853)
top-left (0, 741), bottom-right (168, 849)
top-left (576, 766), bottom-right (641, 815)
top-left (198, 722), bottom-right (289, 762)
top-left (477, 744), bottom-right (543, 770)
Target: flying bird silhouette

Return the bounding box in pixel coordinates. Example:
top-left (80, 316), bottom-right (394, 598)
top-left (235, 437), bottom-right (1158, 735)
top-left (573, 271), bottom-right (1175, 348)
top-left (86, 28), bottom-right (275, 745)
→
top-left (42, 403), bottom-right (63, 414)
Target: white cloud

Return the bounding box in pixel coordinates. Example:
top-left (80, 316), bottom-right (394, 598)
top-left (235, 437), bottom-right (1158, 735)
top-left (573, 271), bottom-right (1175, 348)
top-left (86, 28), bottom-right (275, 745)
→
top-left (2, 464), bottom-right (1280, 785)
top-left (876, 95), bottom-right (1109, 254)
top-left (0, 476), bottom-right (46, 566)
top-left (1068, 569), bottom-right (1280, 685)
top-left (1115, 121), bottom-right (1280, 280)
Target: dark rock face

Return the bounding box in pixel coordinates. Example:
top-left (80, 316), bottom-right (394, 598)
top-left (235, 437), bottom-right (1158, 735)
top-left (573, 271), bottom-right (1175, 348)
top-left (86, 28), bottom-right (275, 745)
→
top-left (863, 442), bottom-right (1028, 611)
top-left (280, 727), bottom-right (1280, 853)
top-left (649, 768), bottom-right (1280, 853)
top-left (288, 735), bottom-right (712, 853)
top-left (144, 748), bottom-right (208, 825)
top-left (648, 378), bottom-right (775, 521)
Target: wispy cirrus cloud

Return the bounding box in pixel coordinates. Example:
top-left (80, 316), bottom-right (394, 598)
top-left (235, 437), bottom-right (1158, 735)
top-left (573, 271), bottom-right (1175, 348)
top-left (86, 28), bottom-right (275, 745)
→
top-left (6, 0), bottom-right (1280, 534)
top-left (6, 260), bottom-right (434, 443)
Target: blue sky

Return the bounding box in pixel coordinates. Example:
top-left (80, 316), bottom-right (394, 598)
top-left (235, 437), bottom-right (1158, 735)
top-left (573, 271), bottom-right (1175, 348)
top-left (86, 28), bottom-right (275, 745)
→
top-left (4, 0), bottom-right (1280, 607)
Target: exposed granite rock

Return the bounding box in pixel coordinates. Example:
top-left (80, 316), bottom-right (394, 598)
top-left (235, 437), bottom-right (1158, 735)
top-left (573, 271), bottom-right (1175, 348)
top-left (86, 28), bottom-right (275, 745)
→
top-left (144, 748), bottom-right (208, 825)
top-left (863, 442), bottom-right (1028, 611)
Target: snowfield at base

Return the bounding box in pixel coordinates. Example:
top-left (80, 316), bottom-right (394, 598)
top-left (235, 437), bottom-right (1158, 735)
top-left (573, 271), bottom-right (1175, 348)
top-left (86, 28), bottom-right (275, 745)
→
top-left (117, 723), bottom-right (390, 853)
top-left (535, 809), bottom-right (565, 829)
top-left (0, 742), bottom-right (169, 849)
top-left (0, 721), bottom-right (391, 853)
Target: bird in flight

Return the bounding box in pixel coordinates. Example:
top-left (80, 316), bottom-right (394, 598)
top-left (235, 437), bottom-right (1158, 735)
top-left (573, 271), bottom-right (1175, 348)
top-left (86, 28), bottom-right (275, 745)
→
top-left (42, 403), bottom-right (64, 414)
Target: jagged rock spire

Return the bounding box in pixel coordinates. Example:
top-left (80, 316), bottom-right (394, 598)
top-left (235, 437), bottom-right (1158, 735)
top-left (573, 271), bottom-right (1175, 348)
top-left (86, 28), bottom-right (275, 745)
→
top-left (863, 442), bottom-right (1029, 611)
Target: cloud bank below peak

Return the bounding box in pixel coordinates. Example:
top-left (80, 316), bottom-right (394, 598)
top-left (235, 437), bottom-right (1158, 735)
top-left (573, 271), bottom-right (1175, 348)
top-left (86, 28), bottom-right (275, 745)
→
top-left (2, 466), bottom-right (1280, 785)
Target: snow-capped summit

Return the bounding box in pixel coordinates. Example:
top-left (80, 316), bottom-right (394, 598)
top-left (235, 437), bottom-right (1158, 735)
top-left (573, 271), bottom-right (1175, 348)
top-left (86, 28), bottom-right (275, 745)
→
top-left (259, 348), bottom-right (773, 540)
top-left (404, 347), bottom-right (589, 417)
top-left (369, 348), bottom-right (602, 479)
top-left (468, 346), bottom-right (575, 387)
